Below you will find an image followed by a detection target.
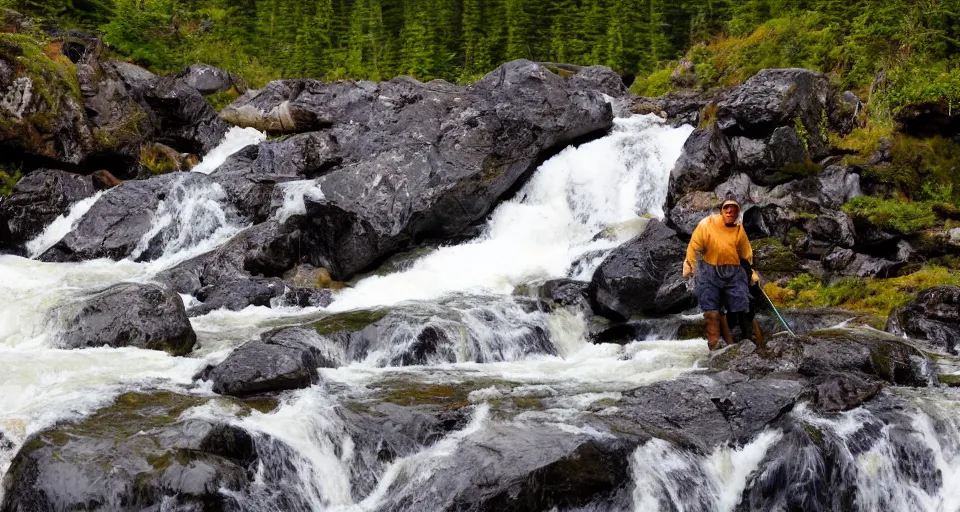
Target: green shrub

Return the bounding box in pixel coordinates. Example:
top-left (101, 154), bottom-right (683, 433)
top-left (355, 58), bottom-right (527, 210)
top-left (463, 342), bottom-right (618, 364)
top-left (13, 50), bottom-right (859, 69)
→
top-left (842, 196), bottom-right (939, 234)
top-left (630, 66), bottom-right (673, 97)
top-left (0, 164), bottom-right (21, 196)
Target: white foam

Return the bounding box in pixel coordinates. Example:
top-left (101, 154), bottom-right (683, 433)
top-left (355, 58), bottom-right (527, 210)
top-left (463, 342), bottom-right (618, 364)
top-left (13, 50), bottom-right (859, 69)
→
top-left (274, 179), bottom-right (325, 223)
top-left (191, 126), bottom-right (266, 174)
top-left (25, 191), bottom-right (104, 258)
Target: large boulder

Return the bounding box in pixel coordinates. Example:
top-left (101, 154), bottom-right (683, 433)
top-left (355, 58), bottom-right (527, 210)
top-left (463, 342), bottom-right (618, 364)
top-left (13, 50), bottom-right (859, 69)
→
top-left (138, 74), bottom-right (229, 154)
top-left (666, 127), bottom-right (734, 205)
top-left (55, 282), bottom-right (196, 355)
top-left (0, 31), bottom-right (94, 165)
top-left (226, 60), bottom-right (613, 280)
top-left (207, 328), bottom-right (324, 397)
top-left (886, 285), bottom-right (960, 355)
top-left (0, 392), bottom-right (265, 511)
top-left (76, 58), bottom-right (155, 176)
top-left (0, 169), bottom-right (94, 253)
top-left (714, 68), bottom-right (835, 160)
top-left (589, 220), bottom-right (694, 320)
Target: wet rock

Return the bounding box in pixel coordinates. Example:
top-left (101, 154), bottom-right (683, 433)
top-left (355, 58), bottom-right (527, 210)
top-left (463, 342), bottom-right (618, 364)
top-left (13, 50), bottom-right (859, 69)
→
top-left (208, 329), bottom-right (324, 397)
top-left (0, 392), bottom-right (259, 512)
top-left (282, 264), bottom-right (343, 290)
top-left (650, 90), bottom-right (720, 126)
top-left (538, 278), bottom-right (591, 309)
top-left (76, 58), bottom-right (154, 175)
top-left (229, 60), bottom-right (613, 280)
top-left (886, 285), bottom-right (960, 355)
top-left (278, 287), bottom-right (334, 308)
top-left (796, 210), bottom-right (856, 257)
top-left (0, 169), bottom-right (94, 253)
top-left (590, 220), bottom-right (694, 320)
top-left (306, 298), bottom-right (555, 366)
top-left (39, 172), bottom-right (234, 262)
top-left (620, 371), bottom-right (806, 447)
top-left (376, 422), bottom-right (635, 512)
top-left (155, 220), bottom-right (300, 296)
top-left (709, 328), bottom-right (935, 387)
top-left (173, 63), bottom-right (245, 96)
top-left (822, 247), bottom-right (904, 278)
top-left (56, 282), bottom-right (196, 355)
top-left (756, 308), bottom-right (885, 336)
top-left (666, 190), bottom-right (717, 235)
top-left (715, 68), bottom-right (833, 160)
top-left (666, 127), bottom-right (734, 206)
top-left (564, 65), bottom-right (629, 97)
top-left (138, 74), bottom-right (229, 154)
top-left (188, 277), bottom-right (286, 317)
top-left (209, 132), bottom-right (340, 222)
top-left (810, 373), bottom-right (882, 412)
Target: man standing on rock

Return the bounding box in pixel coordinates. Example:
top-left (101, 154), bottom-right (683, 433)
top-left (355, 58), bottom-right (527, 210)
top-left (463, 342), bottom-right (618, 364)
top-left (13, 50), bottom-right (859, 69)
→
top-left (682, 196), bottom-right (761, 351)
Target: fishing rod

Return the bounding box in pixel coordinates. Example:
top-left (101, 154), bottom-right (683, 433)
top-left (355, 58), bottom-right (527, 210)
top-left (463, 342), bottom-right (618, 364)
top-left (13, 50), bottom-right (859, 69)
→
top-left (757, 284), bottom-right (796, 336)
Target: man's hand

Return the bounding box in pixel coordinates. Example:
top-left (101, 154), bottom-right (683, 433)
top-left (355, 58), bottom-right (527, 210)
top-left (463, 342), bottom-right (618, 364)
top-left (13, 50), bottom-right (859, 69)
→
top-left (751, 270), bottom-right (760, 285)
top-left (682, 261), bottom-right (693, 278)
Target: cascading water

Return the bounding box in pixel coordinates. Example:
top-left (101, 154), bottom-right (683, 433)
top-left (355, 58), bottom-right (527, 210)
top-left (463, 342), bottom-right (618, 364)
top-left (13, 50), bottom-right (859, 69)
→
top-left (3, 113), bottom-right (959, 512)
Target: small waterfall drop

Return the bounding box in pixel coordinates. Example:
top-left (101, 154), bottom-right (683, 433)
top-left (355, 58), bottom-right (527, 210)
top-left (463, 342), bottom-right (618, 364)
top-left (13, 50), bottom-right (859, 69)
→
top-left (25, 191), bottom-right (105, 258)
top-left (329, 115), bottom-right (693, 312)
top-left (191, 126), bottom-right (267, 174)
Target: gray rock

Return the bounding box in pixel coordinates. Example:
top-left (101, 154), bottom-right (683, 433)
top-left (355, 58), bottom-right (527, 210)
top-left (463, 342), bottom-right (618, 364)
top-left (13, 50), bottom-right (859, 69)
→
top-left (138, 74), bottom-right (229, 154)
top-left (667, 127), bottom-right (734, 206)
top-left (589, 220), bottom-right (694, 320)
top-left (209, 132), bottom-right (340, 222)
top-left (886, 285), bottom-right (960, 355)
top-left (715, 68), bottom-right (833, 160)
top-left (291, 60), bottom-right (613, 280)
top-left (56, 283), bottom-right (196, 355)
top-left (208, 329), bottom-right (323, 396)
top-left (174, 63), bottom-right (245, 96)
top-left (538, 278), bottom-right (591, 310)
top-left (0, 170), bottom-right (94, 254)
top-left (189, 277), bottom-right (286, 317)
top-left (40, 173), bottom-right (236, 262)
top-left (0, 392), bottom-right (260, 511)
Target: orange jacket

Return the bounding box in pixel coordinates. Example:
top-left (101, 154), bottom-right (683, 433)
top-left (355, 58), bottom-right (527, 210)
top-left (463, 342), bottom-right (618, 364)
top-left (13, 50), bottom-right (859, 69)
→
top-left (684, 214), bottom-right (753, 272)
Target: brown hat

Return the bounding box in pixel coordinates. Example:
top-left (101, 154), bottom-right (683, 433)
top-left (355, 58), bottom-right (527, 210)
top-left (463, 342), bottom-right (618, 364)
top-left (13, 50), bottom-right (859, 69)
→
top-left (720, 198), bottom-right (740, 210)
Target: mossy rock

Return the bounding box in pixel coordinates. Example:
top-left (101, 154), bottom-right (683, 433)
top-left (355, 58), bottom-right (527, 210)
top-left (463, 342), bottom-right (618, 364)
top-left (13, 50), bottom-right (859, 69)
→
top-left (937, 374), bottom-right (960, 387)
top-left (752, 237), bottom-right (802, 273)
top-left (0, 32), bottom-right (91, 164)
top-left (309, 308), bottom-right (391, 335)
top-left (7, 391), bottom-right (271, 510)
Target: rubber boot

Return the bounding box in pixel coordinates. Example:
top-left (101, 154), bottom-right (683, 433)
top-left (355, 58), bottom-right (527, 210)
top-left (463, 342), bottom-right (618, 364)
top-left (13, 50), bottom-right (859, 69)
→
top-left (704, 311), bottom-right (722, 351)
top-left (752, 318), bottom-right (767, 356)
top-left (719, 314), bottom-right (735, 346)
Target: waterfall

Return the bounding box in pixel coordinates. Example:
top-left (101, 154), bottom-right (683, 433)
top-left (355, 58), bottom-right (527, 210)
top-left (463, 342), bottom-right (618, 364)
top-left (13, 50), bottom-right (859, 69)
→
top-left (329, 115), bottom-right (693, 312)
top-left (191, 126), bottom-right (267, 175)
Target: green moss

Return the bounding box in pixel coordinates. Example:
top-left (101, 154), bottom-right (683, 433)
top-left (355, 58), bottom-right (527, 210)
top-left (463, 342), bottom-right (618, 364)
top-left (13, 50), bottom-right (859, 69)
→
top-left (629, 66), bottom-right (673, 96)
top-left (698, 103), bottom-right (719, 129)
top-left (310, 308), bottom-right (390, 335)
top-left (937, 374), bottom-right (960, 387)
top-left (842, 196), bottom-right (940, 234)
top-left (763, 266), bottom-right (960, 316)
top-left (205, 86), bottom-right (241, 112)
top-left (0, 162), bottom-right (21, 196)
top-left (802, 423), bottom-right (825, 447)
top-left (379, 381), bottom-right (471, 410)
top-left (794, 115), bottom-right (810, 151)
top-left (752, 237), bottom-right (802, 272)
top-left (0, 32), bottom-right (85, 159)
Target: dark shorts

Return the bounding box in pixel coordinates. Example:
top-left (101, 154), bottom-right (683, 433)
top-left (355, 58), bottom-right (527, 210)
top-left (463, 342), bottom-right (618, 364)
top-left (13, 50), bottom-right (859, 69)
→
top-left (696, 262), bottom-right (750, 313)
